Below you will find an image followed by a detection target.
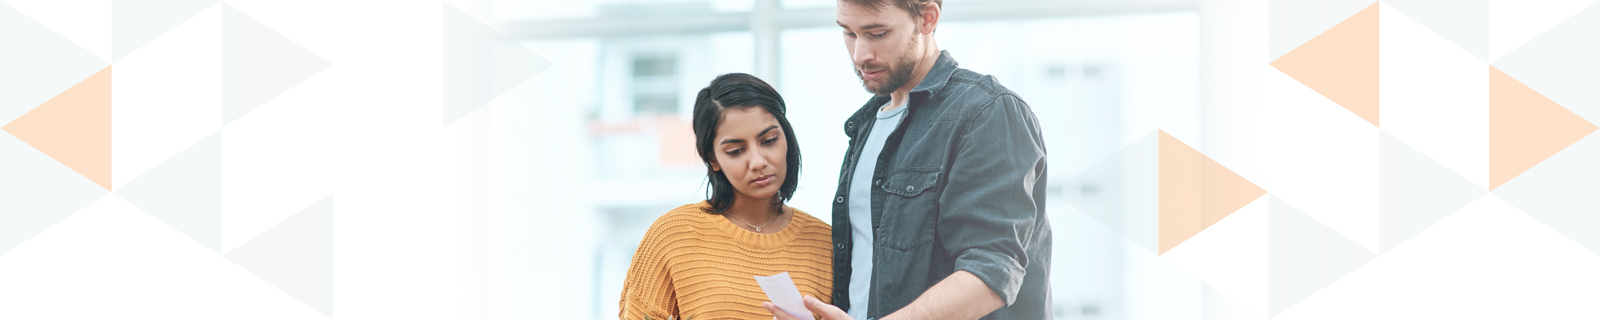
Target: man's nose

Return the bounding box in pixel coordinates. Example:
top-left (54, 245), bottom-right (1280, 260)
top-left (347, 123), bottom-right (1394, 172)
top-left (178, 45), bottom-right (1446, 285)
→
top-left (851, 41), bottom-right (873, 67)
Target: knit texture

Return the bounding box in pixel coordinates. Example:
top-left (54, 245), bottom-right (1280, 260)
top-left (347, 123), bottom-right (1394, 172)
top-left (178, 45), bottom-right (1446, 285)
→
top-left (620, 202), bottom-right (833, 320)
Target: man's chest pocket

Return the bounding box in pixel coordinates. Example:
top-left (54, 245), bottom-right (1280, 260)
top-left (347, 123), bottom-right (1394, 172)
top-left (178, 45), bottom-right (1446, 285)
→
top-left (876, 166), bottom-right (944, 251)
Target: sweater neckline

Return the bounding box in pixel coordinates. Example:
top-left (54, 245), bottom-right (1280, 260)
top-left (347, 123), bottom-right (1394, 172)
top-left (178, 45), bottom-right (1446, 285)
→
top-left (703, 202), bottom-right (805, 248)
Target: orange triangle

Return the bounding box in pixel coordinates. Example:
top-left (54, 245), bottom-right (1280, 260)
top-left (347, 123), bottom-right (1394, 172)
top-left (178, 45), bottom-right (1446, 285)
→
top-left (3, 66), bottom-right (113, 190)
top-left (1270, 2), bottom-right (1380, 127)
top-left (1489, 66), bottom-right (1596, 190)
top-left (1158, 131), bottom-right (1266, 254)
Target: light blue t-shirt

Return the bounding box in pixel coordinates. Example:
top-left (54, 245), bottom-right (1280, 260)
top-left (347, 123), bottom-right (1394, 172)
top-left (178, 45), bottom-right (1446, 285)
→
top-left (848, 102), bottom-right (906, 319)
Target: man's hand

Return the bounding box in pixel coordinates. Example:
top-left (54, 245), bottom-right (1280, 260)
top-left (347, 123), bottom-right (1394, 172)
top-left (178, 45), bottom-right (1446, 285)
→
top-left (763, 295), bottom-right (852, 320)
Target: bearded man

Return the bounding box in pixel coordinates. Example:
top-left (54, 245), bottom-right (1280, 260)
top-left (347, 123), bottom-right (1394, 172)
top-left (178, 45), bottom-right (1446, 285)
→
top-left (762, 0), bottom-right (1052, 319)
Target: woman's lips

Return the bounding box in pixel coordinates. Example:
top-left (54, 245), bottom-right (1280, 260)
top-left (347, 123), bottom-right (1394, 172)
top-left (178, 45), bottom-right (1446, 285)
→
top-left (752, 175), bottom-right (775, 186)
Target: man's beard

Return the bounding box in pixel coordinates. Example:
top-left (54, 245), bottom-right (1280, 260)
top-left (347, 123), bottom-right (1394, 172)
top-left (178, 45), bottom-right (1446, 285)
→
top-left (855, 35), bottom-right (922, 96)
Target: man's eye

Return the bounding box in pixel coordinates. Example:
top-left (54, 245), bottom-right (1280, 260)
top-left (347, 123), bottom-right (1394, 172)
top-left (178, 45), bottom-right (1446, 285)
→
top-left (871, 32), bottom-right (887, 38)
top-left (845, 32), bottom-right (857, 38)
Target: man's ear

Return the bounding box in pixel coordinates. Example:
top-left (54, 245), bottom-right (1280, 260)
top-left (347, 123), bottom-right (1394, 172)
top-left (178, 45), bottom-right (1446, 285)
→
top-left (919, 1), bottom-right (940, 35)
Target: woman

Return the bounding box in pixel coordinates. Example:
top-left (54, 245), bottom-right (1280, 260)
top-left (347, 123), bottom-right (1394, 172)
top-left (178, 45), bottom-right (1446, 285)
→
top-left (619, 73), bottom-right (832, 319)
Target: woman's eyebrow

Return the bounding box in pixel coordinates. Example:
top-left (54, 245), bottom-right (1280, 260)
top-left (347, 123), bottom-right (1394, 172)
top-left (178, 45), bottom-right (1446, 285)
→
top-left (721, 126), bottom-right (781, 145)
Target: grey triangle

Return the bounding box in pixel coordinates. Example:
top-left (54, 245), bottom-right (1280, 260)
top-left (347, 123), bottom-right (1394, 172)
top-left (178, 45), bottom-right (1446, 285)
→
top-left (0, 133), bottom-right (109, 256)
top-left (1384, 0), bottom-right (1490, 61)
top-left (1062, 131), bottom-right (1159, 253)
top-left (115, 132), bottom-right (222, 252)
top-left (226, 195), bottom-right (334, 317)
top-left (442, 3), bottom-right (551, 126)
top-left (221, 3), bottom-right (331, 126)
top-left (1268, 196), bottom-right (1375, 317)
top-left (1378, 131), bottom-right (1485, 253)
top-left (112, 0), bottom-right (220, 61)
top-left (0, 2), bottom-right (107, 124)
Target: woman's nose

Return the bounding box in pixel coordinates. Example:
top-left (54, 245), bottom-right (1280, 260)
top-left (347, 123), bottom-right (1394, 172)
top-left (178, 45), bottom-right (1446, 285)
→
top-left (748, 148), bottom-right (769, 170)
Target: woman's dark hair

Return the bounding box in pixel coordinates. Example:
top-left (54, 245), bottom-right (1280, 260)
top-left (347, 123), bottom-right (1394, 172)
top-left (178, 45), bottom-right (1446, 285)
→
top-left (692, 73), bottom-right (801, 215)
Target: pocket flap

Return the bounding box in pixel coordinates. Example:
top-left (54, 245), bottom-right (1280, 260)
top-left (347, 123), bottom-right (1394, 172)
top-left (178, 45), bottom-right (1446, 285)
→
top-left (882, 167), bottom-right (942, 197)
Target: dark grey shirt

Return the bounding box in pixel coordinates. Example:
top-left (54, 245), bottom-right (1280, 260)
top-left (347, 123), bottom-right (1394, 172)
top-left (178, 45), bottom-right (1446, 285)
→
top-left (830, 50), bottom-right (1052, 320)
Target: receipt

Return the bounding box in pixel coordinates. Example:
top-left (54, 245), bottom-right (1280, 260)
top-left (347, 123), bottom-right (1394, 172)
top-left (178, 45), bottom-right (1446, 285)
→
top-left (754, 272), bottom-right (814, 319)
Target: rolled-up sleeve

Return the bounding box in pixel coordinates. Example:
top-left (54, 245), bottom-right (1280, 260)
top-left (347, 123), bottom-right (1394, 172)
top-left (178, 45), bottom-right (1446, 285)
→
top-left (937, 94), bottom-right (1047, 306)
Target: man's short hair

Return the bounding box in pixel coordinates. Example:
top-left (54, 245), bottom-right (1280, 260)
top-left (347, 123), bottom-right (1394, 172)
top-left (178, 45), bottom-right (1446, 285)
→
top-left (841, 0), bottom-right (942, 20)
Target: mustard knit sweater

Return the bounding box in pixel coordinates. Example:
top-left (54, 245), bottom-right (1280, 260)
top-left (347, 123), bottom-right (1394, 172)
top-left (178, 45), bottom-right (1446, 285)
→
top-left (619, 202), bottom-right (833, 320)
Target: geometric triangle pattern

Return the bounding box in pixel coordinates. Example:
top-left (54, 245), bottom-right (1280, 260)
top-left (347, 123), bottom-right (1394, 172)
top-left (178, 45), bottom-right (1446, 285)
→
top-left (0, 193), bottom-right (326, 319)
top-left (226, 195), bottom-right (334, 317)
top-left (1158, 130), bottom-right (1266, 255)
top-left (1494, 132), bottom-right (1600, 256)
top-left (1268, 196), bottom-right (1375, 317)
top-left (1378, 131), bottom-right (1486, 253)
top-left (1487, 0), bottom-right (1600, 62)
top-left (442, 2), bottom-right (551, 127)
top-left (1270, 1), bottom-right (1380, 127)
top-left (112, 0), bottom-right (221, 61)
top-left (220, 3), bottom-right (329, 126)
top-left (1493, 0), bottom-right (1600, 125)
top-left (1062, 131), bottom-right (1159, 253)
top-left (0, 127), bottom-right (110, 257)
top-left (1384, 0), bottom-right (1489, 61)
top-left (1062, 130), bottom-right (1268, 256)
top-left (3, 66), bottom-right (114, 190)
top-left (1265, 0), bottom-right (1376, 62)
top-left (115, 132), bottom-right (222, 252)
top-left (1488, 66), bottom-right (1597, 190)
top-left (0, 1), bottom-right (107, 125)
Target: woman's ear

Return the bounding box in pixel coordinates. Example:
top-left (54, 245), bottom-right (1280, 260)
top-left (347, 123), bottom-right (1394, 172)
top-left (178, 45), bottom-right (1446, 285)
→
top-left (709, 161), bottom-right (721, 172)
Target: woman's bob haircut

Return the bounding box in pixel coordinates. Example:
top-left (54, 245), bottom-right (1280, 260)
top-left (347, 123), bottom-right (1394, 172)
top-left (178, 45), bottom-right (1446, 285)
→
top-left (691, 73), bottom-right (801, 215)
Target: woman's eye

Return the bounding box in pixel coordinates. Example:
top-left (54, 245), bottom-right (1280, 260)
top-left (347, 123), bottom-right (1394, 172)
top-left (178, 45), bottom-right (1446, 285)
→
top-left (725, 149), bottom-right (742, 156)
top-left (762, 138), bottom-right (778, 145)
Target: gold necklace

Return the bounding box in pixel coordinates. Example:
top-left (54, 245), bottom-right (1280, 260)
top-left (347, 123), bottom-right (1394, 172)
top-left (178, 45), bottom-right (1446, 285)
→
top-left (728, 208), bottom-right (784, 232)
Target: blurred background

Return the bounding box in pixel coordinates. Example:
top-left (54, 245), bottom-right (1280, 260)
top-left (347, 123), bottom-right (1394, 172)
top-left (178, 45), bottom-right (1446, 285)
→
top-left (483, 0), bottom-right (1204, 319)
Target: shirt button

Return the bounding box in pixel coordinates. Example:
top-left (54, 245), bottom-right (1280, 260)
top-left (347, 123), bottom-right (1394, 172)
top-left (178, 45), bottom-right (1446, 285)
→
top-left (847, 122), bottom-right (854, 129)
top-left (874, 180), bottom-right (881, 186)
top-left (906, 186), bottom-right (914, 192)
top-left (836, 243), bottom-right (844, 249)
top-left (836, 196), bottom-right (844, 203)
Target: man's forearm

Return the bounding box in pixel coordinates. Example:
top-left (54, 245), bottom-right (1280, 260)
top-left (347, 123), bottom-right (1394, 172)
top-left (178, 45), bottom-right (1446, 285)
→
top-left (881, 271), bottom-right (1004, 320)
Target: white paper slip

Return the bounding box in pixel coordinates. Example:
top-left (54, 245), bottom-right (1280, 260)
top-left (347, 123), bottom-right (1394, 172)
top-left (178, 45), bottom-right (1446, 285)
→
top-left (754, 272), bottom-right (814, 319)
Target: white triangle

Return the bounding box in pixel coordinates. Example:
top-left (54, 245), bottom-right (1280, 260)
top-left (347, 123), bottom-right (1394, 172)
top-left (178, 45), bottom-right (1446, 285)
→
top-left (1378, 2), bottom-right (1491, 190)
top-left (1489, 0), bottom-right (1600, 61)
top-left (2, 0), bottom-right (112, 61)
top-left (1161, 194), bottom-right (1268, 314)
top-left (1250, 65), bottom-right (1380, 253)
top-left (111, 3), bottom-right (222, 190)
top-left (0, 193), bottom-right (325, 319)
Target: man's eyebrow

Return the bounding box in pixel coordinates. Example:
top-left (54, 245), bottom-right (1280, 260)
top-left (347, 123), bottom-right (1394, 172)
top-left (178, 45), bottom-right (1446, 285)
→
top-left (837, 21), bottom-right (888, 30)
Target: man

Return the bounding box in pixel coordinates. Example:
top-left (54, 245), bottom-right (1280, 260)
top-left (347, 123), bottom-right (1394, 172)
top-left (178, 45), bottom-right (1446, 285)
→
top-left (762, 0), bottom-right (1051, 319)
